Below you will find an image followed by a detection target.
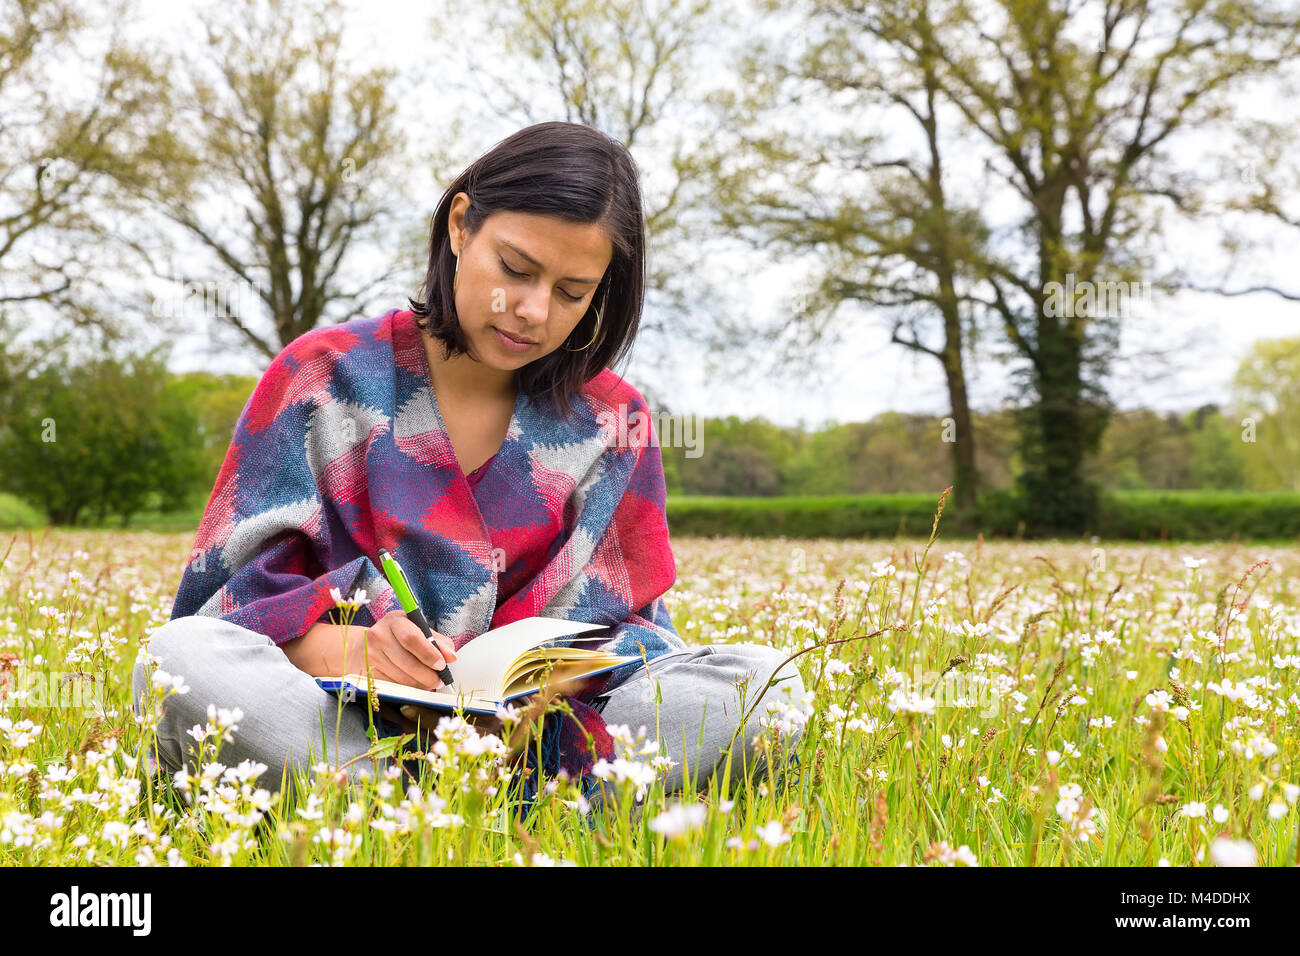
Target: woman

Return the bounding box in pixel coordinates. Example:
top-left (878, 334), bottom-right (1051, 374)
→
top-left (131, 122), bottom-right (804, 811)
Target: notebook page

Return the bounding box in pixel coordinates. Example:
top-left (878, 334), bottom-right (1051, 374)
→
top-left (449, 617), bottom-right (610, 698)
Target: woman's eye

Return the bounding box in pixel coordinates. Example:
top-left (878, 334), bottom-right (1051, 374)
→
top-left (500, 258), bottom-right (584, 303)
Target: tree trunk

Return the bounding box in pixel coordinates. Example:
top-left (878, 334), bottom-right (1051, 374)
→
top-left (939, 298), bottom-right (978, 509)
top-left (1016, 323), bottom-right (1105, 533)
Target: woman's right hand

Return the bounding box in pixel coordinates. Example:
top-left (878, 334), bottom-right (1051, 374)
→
top-left (344, 610), bottom-right (458, 690)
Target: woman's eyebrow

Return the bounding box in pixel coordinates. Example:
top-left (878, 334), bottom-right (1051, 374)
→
top-left (499, 240), bottom-right (601, 285)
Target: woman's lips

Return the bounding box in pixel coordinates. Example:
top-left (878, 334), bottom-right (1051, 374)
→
top-left (493, 327), bottom-right (535, 352)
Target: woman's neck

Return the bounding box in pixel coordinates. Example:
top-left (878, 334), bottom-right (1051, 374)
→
top-left (422, 334), bottom-right (518, 405)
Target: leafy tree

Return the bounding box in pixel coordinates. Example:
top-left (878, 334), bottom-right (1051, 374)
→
top-left (0, 0), bottom-right (173, 333)
top-left (706, 0), bottom-right (1298, 531)
top-left (1232, 336), bottom-right (1300, 491)
top-left (112, 0), bottom-right (414, 358)
top-left (0, 345), bottom-right (206, 525)
top-left (165, 371), bottom-right (260, 497)
top-left (1186, 409), bottom-right (1245, 490)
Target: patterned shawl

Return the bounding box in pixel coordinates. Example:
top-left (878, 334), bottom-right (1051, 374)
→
top-left (170, 307), bottom-right (685, 813)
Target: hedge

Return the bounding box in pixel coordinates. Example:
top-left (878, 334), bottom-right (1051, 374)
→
top-left (664, 491), bottom-right (1300, 541)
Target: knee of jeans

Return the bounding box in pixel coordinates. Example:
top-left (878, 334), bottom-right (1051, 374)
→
top-left (142, 616), bottom-right (188, 660)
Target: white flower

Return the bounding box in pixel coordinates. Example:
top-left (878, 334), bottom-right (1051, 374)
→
top-left (755, 820), bottom-right (790, 847)
top-left (886, 688), bottom-right (936, 716)
top-left (648, 802), bottom-right (707, 838)
top-left (150, 669), bottom-right (190, 695)
top-left (330, 587), bottom-right (368, 608)
top-left (1209, 837), bottom-right (1257, 867)
top-left (1145, 690), bottom-right (1172, 712)
top-left (927, 841), bottom-right (980, 866)
top-left (1182, 556), bottom-right (1206, 570)
top-left (591, 758), bottom-right (657, 801)
top-left (1056, 783), bottom-right (1083, 817)
top-left (1212, 804), bottom-right (1229, 823)
top-left (101, 821), bottom-right (131, 848)
top-left (1180, 801), bottom-right (1207, 818)
top-left (561, 795), bottom-right (591, 815)
top-left (1207, 678), bottom-right (1250, 703)
top-left (494, 701), bottom-right (521, 722)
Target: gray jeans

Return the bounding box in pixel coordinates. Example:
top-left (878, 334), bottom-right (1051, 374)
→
top-left (131, 615), bottom-right (807, 797)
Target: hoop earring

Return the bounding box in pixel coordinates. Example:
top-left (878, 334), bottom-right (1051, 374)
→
top-left (563, 294), bottom-right (605, 351)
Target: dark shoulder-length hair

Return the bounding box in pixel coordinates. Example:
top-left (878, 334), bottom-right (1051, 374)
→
top-left (408, 122), bottom-right (646, 421)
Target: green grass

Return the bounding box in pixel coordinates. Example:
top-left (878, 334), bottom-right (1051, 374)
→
top-left (1, 520), bottom-right (1297, 866)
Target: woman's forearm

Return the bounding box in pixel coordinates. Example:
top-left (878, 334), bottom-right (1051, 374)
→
top-left (282, 623), bottom-right (349, 677)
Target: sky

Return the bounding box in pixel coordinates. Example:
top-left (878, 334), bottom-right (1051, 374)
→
top-left (109, 0), bottom-right (1300, 429)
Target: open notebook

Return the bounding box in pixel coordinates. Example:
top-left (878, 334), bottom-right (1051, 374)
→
top-left (315, 616), bottom-right (640, 716)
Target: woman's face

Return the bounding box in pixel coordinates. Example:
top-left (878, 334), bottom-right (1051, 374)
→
top-left (447, 193), bottom-right (613, 368)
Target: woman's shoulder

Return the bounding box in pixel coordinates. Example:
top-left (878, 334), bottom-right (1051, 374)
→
top-left (574, 368), bottom-right (662, 452)
top-left (269, 309), bottom-right (403, 370)
top-left (242, 310), bottom-right (405, 431)
top-left (579, 367), bottom-right (652, 415)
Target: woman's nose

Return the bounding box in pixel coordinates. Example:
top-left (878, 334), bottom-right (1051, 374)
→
top-left (514, 286), bottom-right (551, 326)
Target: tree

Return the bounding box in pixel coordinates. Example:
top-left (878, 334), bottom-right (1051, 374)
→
top-left (700, 0), bottom-right (1299, 531)
top-left (0, 0), bottom-right (173, 333)
top-left (1186, 407), bottom-right (1245, 490)
top-left (702, 0), bottom-right (994, 508)
top-left (668, 415), bottom-right (800, 495)
top-left (924, 0), bottom-right (1298, 530)
top-left (0, 345), bottom-right (207, 525)
top-left (113, 0), bottom-right (415, 359)
top-left (164, 371), bottom-right (261, 499)
top-left (1232, 336), bottom-right (1300, 491)
top-left (422, 0), bottom-right (733, 363)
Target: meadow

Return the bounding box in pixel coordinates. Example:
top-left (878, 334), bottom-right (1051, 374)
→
top-left (1, 512), bottom-right (1297, 866)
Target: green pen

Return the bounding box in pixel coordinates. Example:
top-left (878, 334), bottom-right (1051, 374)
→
top-left (378, 548), bottom-right (454, 688)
